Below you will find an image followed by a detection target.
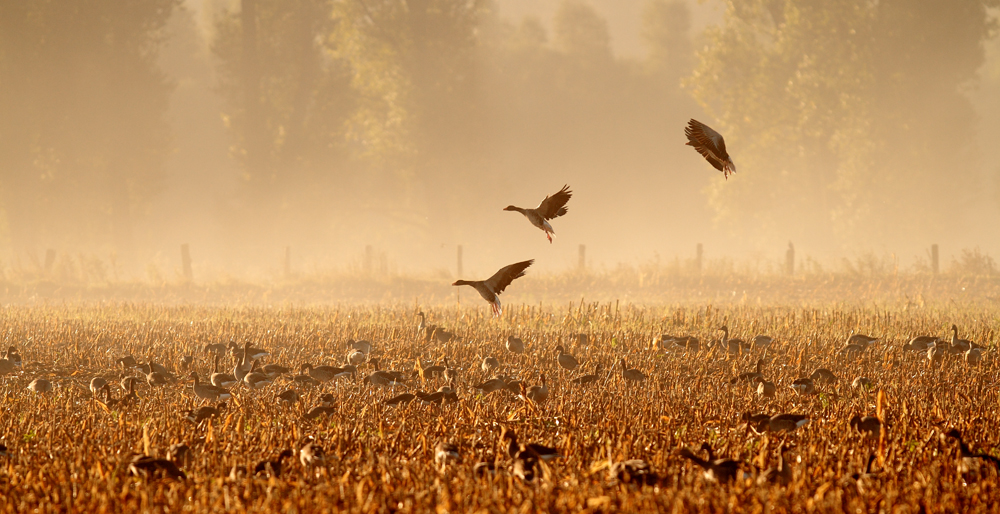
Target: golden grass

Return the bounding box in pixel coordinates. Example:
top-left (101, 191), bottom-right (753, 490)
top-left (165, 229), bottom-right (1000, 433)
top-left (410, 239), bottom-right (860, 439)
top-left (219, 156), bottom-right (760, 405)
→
top-left (0, 301), bottom-right (997, 512)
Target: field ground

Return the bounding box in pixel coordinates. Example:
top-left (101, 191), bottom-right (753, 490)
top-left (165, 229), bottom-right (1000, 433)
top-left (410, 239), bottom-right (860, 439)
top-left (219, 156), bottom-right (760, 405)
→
top-left (0, 289), bottom-right (999, 512)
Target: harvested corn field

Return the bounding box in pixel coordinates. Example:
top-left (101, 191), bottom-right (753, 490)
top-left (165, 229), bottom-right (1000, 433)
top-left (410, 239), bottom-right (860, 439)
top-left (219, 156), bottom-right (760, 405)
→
top-left (0, 302), bottom-right (998, 513)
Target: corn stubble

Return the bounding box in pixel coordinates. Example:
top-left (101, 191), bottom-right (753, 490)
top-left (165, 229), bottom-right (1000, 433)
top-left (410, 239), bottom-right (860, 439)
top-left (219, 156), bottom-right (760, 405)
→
top-left (0, 302), bottom-right (997, 512)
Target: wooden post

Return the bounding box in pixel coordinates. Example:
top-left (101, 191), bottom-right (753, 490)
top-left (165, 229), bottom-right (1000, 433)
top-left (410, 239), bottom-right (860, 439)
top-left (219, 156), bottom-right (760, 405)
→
top-left (44, 249), bottom-right (56, 274)
top-left (364, 245), bottom-right (373, 274)
top-left (786, 242), bottom-right (795, 276)
top-left (696, 243), bottom-right (703, 274)
top-left (931, 244), bottom-right (939, 275)
top-left (180, 244), bottom-right (193, 281)
top-left (283, 246), bottom-right (291, 278)
top-left (578, 244), bottom-right (586, 270)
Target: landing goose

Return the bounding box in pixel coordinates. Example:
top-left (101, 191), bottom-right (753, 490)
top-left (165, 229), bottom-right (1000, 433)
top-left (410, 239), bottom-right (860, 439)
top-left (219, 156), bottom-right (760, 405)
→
top-left (503, 185), bottom-right (572, 243)
top-left (685, 119), bottom-right (736, 178)
top-left (452, 260), bottom-right (533, 316)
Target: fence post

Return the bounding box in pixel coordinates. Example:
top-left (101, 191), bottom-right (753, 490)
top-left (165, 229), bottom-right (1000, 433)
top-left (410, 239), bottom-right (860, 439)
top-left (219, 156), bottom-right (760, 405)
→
top-left (786, 242), bottom-right (795, 276)
top-left (696, 243), bottom-right (703, 274)
top-left (931, 244), bottom-right (939, 275)
top-left (284, 246), bottom-right (291, 278)
top-left (578, 244), bottom-right (586, 270)
top-left (181, 244), bottom-right (193, 281)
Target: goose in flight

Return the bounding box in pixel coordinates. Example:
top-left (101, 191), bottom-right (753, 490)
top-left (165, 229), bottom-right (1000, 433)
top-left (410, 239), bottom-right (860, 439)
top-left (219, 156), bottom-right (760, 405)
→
top-left (685, 119), bottom-right (736, 179)
top-left (504, 185), bottom-right (572, 243)
top-left (453, 260), bottom-right (533, 317)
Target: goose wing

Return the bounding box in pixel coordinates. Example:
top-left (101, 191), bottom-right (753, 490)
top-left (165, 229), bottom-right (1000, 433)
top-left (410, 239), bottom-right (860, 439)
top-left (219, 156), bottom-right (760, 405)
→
top-left (535, 185), bottom-right (572, 220)
top-left (685, 119), bottom-right (730, 172)
top-left (484, 260), bottom-right (533, 295)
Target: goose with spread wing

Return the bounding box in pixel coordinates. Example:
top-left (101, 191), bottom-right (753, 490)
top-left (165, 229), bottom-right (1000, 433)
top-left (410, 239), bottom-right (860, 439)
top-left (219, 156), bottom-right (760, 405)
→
top-left (453, 260), bottom-right (533, 317)
top-left (685, 119), bottom-right (736, 179)
top-left (504, 185), bottom-right (572, 243)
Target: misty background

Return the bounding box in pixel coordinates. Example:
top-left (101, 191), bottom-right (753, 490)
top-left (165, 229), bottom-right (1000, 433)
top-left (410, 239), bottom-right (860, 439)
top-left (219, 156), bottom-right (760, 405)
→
top-left (1, 0), bottom-right (999, 284)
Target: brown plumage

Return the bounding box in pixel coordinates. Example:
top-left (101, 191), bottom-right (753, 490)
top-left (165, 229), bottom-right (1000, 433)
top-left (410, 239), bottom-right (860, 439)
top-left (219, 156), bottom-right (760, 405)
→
top-left (685, 119), bottom-right (736, 178)
top-left (452, 260), bottom-right (533, 317)
top-left (503, 185), bottom-right (573, 243)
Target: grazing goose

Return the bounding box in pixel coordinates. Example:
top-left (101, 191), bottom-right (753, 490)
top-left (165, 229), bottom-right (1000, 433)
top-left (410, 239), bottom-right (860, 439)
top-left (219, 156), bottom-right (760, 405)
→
top-left (262, 363), bottom-right (291, 378)
top-left (756, 413), bottom-right (810, 433)
top-left (677, 443), bottom-right (741, 482)
top-left (523, 374), bottom-right (549, 404)
top-left (752, 335), bottom-right (774, 350)
top-left (452, 260), bottom-right (534, 317)
top-left (292, 374), bottom-right (321, 387)
top-left (503, 184), bottom-right (573, 243)
top-left (481, 356), bottom-right (500, 373)
top-left (145, 369), bottom-right (169, 387)
top-left (89, 376), bottom-right (108, 396)
top-left (472, 377), bottom-right (508, 394)
top-left (757, 443), bottom-right (794, 485)
top-left (0, 355), bottom-right (14, 376)
top-left (810, 368), bottom-right (838, 383)
top-left (512, 453), bottom-right (539, 482)
top-left (473, 459), bottom-right (498, 477)
top-left (434, 441), bottom-right (461, 469)
top-left (128, 455), bottom-right (186, 480)
top-left (965, 348), bottom-right (982, 365)
top-left (166, 443), bottom-right (191, 466)
top-left (347, 349), bottom-right (367, 366)
top-left (300, 439), bottom-right (326, 469)
top-left (620, 359), bottom-right (646, 383)
top-left (555, 346), bottom-right (579, 371)
top-left (847, 333), bottom-right (879, 347)
top-left (849, 415), bottom-right (881, 437)
top-left (571, 363), bottom-right (603, 385)
top-left (27, 378), bottom-right (52, 393)
top-left (442, 357), bottom-right (458, 382)
top-left (685, 119), bottom-right (736, 178)
top-left (945, 429), bottom-right (1000, 479)
top-left (243, 360), bottom-right (273, 389)
top-left (363, 359), bottom-right (409, 388)
top-left (949, 325), bottom-right (975, 352)
top-left (300, 363), bottom-right (350, 383)
top-left (276, 389), bottom-right (300, 405)
top-left (756, 377), bottom-right (776, 398)
top-left (304, 406), bottom-right (336, 420)
top-left (731, 359), bottom-right (765, 383)
top-left (348, 339), bottom-right (372, 355)
top-left (191, 372), bottom-right (232, 402)
top-left (852, 377), bottom-right (873, 390)
top-left (718, 326), bottom-right (749, 354)
top-left (414, 359), bottom-right (446, 381)
top-left (385, 393), bottom-right (417, 405)
top-left (203, 342), bottom-right (227, 354)
top-left (610, 459), bottom-right (657, 485)
top-left (502, 429), bottom-right (561, 461)
top-left (504, 377), bottom-right (526, 395)
top-left (210, 356), bottom-right (238, 388)
top-left (118, 378), bottom-right (139, 406)
top-left (927, 345), bottom-right (944, 364)
top-left (137, 361), bottom-right (173, 378)
top-left (182, 403), bottom-right (226, 424)
top-left (506, 336), bottom-right (525, 354)
top-left (229, 341), bottom-right (269, 361)
top-left (179, 355), bottom-right (193, 371)
top-left (790, 377), bottom-right (816, 395)
top-left (741, 412), bottom-right (771, 426)
top-left (5, 346), bottom-right (21, 367)
top-left (254, 449), bottom-right (294, 478)
top-left (903, 336), bottom-right (937, 352)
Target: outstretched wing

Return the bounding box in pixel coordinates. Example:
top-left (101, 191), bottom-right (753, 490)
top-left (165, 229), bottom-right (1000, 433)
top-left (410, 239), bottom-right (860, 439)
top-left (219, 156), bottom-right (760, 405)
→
top-left (685, 119), bottom-right (728, 172)
top-left (486, 260), bottom-right (534, 295)
top-left (535, 185), bottom-right (572, 220)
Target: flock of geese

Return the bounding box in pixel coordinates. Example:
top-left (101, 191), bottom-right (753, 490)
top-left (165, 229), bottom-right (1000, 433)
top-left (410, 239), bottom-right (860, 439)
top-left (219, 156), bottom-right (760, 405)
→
top-left (452, 119), bottom-right (735, 317)
top-left (2, 314), bottom-right (997, 486)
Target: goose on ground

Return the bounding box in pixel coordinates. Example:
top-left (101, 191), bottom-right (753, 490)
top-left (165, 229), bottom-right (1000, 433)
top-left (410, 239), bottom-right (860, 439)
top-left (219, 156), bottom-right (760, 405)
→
top-left (677, 443), bottom-right (740, 482)
top-left (847, 333), bottom-right (879, 347)
top-left (89, 376), bottom-right (108, 396)
top-left (965, 348), bottom-right (982, 365)
top-left (849, 415), bottom-right (881, 437)
top-left (481, 356), bottom-right (500, 373)
top-left (903, 336), bottom-right (937, 352)
top-left (620, 359), bottom-right (646, 383)
top-left (555, 346), bottom-right (579, 371)
top-left (243, 360), bottom-right (273, 389)
top-left (610, 458), bottom-right (658, 485)
top-left (752, 335), bottom-right (773, 350)
top-left (5, 346), bottom-right (21, 367)
top-left (304, 406), bottom-right (336, 420)
top-left (0, 443), bottom-right (10, 457)
top-left (347, 349), bottom-right (367, 366)
top-left (210, 355), bottom-right (238, 388)
top-left (571, 363), bottom-right (603, 385)
top-left (276, 389), bottom-right (299, 405)
top-left (262, 364), bottom-right (291, 378)
top-left (166, 443), bottom-right (190, 466)
top-left (300, 439), bottom-right (326, 469)
top-left (385, 393), bottom-right (417, 405)
top-left (118, 378), bottom-right (139, 406)
top-left (731, 358), bottom-right (765, 383)
top-left (852, 377), bottom-right (873, 390)
top-left (348, 339), bottom-right (372, 355)
top-left (472, 377), bottom-right (508, 394)
top-left (442, 357), bottom-right (458, 382)
top-left (300, 363), bottom-right (350, 383)
top-left (203, 342), bottom-right (227, 354)
top-left (137, 361), bottom-right (173, 378)
top-left (28, 377), bottom-right (52, 393)
top-left (949, 325), bottom-right (975, 353)
top-left (756, 413), bottom-right (809, 433)
top-left (229, 341), bottom-right (269, 361)
top-left (120, 373), bottom-right (142, 393)
top-left (685, 119), bottom-right (736, 178)
top-left (292, 374), bottom-right (321, 387)
top-left (757, 442), bottom-right (794, 485)
top-left (191, 372), bottom-right (232, 402)
top-left (414, 359), bottom-right (446, 381)
top-left (434, 441), bottom-right (461, 469)
top-left (254, 449), bottom-right (294, 478)
top-left (115, 355), bottom-right (137, 369)
top-left (179, 355), bottom-right (193, 371)
top-left (512, 453), bottom-right (539, 482)
top-left (145, 365), bottom-right (168, 387)
top-left (128, 455), bottom-right (186, 480)
top-left (233, 343), bottom-right (254, 382)
top-left (502, 429), bottom-right (561, 461)
top-left (452, 260), bottom-right (533, 317)
top-left (946, 429), bottom-right (1000, 476)
top-left (756, 377), bottom-right (776, 398)
top-left (718, 326), bottom-right (749, 354)
top-left (473, 459), bottom-right (498, 477)
top-left (810, 368), bottom-right (838, 383)
top-left (503, 184), bottom-right (572, 243)
top-left (790, 377), bottom-right (816, 395)
top-left (0, 355), bottom-right (14, 376)
top-left (363, 359), bottom-right (409, 388)
top-left (182, 403), bottom-right (226, 424)
top-left (928, 345), bottom-right (944, 364)
top-left (506, 336), bottom-right (524, 354)
top-left (523, 374), bottom-right (549, 404)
